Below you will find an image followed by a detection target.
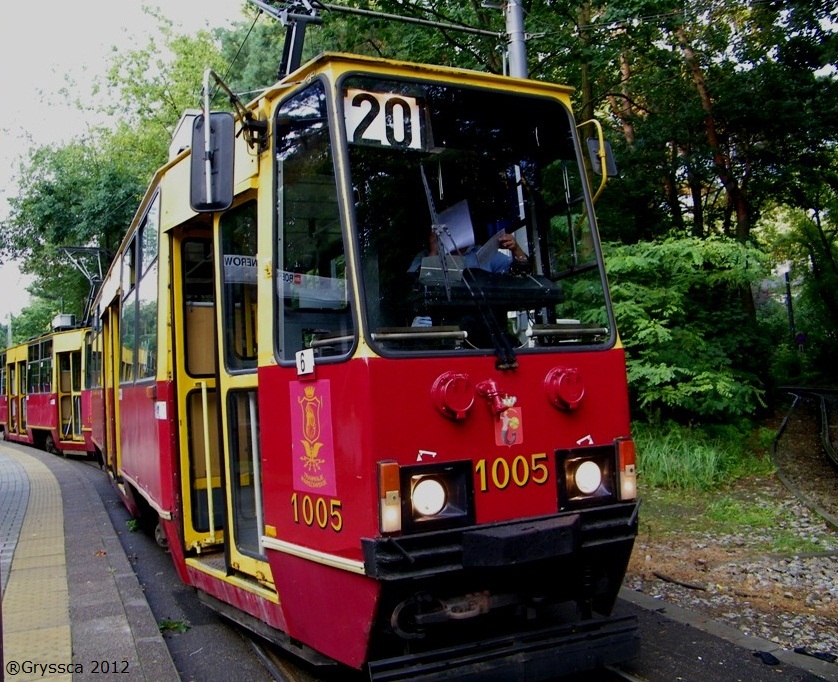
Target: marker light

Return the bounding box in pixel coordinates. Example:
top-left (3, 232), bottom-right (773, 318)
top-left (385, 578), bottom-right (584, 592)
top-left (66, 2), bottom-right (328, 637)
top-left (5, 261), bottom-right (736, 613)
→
top-left (618, 438), bottom-right (637, 500)
top-left (379, 461), bottom-right (402, 533)
top-left (412, 477), bottom-right (447, 517)
top-left (575, 460), bottom-right (602, 494)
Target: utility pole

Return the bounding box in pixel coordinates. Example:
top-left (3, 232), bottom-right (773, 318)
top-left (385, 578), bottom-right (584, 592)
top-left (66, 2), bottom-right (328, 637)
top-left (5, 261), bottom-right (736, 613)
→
top-left (249, 1), bottom-right (527, 78)
top-left (505, 0), bottom-right (528, 78)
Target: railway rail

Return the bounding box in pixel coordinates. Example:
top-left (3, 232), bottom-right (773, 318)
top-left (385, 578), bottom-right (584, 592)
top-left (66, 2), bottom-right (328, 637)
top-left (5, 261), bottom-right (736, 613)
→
top-left (777, 386), bottom-right (838, 469)
top-left (774, 386), bottom-right (838, 532)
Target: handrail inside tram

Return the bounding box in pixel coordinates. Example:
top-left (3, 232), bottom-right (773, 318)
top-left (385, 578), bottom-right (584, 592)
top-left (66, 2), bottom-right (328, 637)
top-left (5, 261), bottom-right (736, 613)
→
top-left (199, 380), bottom-right (217, 544)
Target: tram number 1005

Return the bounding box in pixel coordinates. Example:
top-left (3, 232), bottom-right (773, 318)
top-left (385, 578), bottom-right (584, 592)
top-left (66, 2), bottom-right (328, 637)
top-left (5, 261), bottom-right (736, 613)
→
top-left (474, 453), bottom-right (550, 493)
top-left (291, 493), bottom-right (344, 532)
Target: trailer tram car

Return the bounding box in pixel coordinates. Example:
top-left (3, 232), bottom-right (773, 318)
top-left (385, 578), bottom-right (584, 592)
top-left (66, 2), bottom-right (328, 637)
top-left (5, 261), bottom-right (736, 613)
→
top-left (88, 46), bottom-right (640, 679)
top-left (1, 316), bottom-right (95, 458)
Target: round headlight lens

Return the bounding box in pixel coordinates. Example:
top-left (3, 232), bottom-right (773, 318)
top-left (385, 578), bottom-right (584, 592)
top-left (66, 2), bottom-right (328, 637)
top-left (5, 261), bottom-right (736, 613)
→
top-left (412, 478), bottom-right (447, 517)
top-left (575, 460), bottom-right (602, 495)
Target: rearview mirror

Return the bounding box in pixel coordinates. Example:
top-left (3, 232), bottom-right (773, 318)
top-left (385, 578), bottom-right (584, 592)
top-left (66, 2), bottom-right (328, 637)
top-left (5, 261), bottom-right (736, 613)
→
top-left (586, 138), bottom-right (618, 178)
top-left (190, 112), bottom-right (235, 212)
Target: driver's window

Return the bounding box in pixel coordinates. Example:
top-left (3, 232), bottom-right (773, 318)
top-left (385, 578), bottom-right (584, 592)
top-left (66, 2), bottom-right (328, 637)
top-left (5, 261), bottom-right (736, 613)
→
top-left (275, 82), bottom-right (354, 361)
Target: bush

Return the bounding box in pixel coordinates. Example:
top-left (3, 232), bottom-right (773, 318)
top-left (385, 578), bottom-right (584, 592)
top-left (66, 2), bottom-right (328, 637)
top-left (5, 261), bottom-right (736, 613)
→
top-left (633, 421), bottom-right (775, 490)
top-left (606, 236), bottom-right (769, 423)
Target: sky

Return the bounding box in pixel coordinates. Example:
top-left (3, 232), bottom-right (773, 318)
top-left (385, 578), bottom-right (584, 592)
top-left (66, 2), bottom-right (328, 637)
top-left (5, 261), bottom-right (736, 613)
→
top-left (0, 1), bottom-right (249, 322)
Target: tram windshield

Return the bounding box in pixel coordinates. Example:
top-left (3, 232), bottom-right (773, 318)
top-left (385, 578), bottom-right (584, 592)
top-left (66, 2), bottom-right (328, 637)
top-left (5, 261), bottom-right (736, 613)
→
top-left (343, 76), bottom-right (614, 356)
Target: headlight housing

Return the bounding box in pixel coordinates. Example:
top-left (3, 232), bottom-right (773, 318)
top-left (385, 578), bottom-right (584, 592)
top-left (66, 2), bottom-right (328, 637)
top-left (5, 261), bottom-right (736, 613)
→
top-left (378, 460), bottom-right (474, 534)
top-left (557, 445), bottom-right (616, 509)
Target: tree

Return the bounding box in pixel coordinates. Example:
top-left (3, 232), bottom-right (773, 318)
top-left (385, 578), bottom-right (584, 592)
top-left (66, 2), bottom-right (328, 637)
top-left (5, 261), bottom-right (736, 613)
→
top-left (1, 139), bottom-right (144, 320)
top-left (4, 298), bottom-right (63, 345)
top-left (758, 179), bottom-right (838, 385)
top-left (606, 235), bottom-right (769, 422)
top-left (0, 9), bottom-right (229, 320)
top-left (585, 0), bottom-right (838, 245)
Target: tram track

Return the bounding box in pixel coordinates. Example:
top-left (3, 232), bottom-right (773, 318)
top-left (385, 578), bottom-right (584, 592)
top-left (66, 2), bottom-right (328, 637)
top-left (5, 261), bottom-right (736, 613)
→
top-left (774, 387), bottom-right (838, 531)
top-left (245, 633), bottom-right (646, 682)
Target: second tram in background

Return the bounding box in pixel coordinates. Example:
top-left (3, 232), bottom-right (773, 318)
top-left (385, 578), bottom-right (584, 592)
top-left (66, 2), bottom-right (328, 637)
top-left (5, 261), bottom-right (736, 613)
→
top-left (85, 43), bottom-right (639, 682)
top-left (0, 314), bottom-right (94, 458)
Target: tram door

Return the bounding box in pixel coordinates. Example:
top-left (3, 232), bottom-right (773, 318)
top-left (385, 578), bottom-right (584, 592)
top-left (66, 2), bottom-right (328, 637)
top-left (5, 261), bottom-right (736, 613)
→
top-left (9, 354), bottom-right (26, 435)
top-left (100, 308), bottom-right (121, 473)
top-left (214, 199), bottom-right (273, 586)
top-left (172, 227), bottom-right (225, 553)
top-left (57, 350), bottom-right (83, 440)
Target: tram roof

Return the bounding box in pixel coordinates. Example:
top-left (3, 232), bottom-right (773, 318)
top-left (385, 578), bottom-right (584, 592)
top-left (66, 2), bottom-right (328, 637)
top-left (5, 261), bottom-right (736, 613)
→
top-left (261, 51), bottom-right (576, 102)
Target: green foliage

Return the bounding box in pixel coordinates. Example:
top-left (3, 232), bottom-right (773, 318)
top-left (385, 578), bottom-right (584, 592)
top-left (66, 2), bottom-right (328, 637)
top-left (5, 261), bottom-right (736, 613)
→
top-left (158, 619), bottom-right (191, 634)
top-left (705, 496), bottom-right (779, 527)
top-left (607, 236), bottom-right (769, 421)
top-left (4, 298), bottom-right (62, 345)
top-left (102, 9), bottom-right (228, 130)
top-left (0, 8), bottom-right (228, 322)
top-left (756, 196), bottom-right (838, 386)
top-left (633, 421), bottom-right (775, 491)
top-left (2, 1), bottom-right (837, 432)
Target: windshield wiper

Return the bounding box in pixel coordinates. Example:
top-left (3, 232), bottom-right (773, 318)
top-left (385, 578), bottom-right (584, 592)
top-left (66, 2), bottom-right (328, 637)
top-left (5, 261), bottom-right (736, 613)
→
top-left (461, 269), bottom-right (518, 370)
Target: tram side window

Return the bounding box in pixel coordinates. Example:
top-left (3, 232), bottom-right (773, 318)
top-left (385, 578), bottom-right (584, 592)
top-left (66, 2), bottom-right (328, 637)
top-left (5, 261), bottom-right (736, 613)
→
top-left (42, 340), bottom-right (52, 392)
top-left (275, 82), bottom-right (354, 362)
top-left (182, 238), bottom-right (216, 377)
top-left (137, 259), bottom-right (158, 379)
top-left (84, 331), bottom-right (96, 390)
top-left (121, 194), bottom-right (160, 383)
top-left (27, 341), bottom-right (52, 393)
top-left (90, 331), bottom-right (103, 389)
top-left (221, 201), bottom-right (258, 371)
top-left (137, 199), bottom-right (159, 380)
top-left (121, 235), bottom-right (138, 383)
top-left (27, 343), bottom-right (40, 393)
top-left (0, 353), bottom-right (5, 395)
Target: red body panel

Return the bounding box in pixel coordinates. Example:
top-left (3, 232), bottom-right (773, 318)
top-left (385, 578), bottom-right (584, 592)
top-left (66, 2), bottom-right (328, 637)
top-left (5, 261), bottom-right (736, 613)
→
top-left (118, 381), bottom-right (175, 514)
top-left (23, 393), bottom-right (57, 430)
top-left (256, 346), bottom-right (631, 664)
top-left (271, 554), bottom-right (378, 668)
top-left (261, 347), bottom-right (630, 556)
top-left (187, 566), bottom-right (289, 632)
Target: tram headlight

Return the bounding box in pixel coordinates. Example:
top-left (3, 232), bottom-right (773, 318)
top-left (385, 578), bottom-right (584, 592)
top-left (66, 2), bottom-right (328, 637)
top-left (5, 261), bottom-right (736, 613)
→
top-left (574, 460), bottom-right (602, 494)
top-left (378, 461), bottom-right (474, 534)
top-left (411, 477), bottom-right (447, 517)
top-left (558, 447), bottom-right (615, 509)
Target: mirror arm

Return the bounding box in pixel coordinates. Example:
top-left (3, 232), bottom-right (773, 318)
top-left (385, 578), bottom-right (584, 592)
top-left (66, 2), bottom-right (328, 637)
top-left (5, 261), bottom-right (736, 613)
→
top-left (577, 118), bottom-right (608, 203)
top-left (202, 69), bottom-right (215, 207)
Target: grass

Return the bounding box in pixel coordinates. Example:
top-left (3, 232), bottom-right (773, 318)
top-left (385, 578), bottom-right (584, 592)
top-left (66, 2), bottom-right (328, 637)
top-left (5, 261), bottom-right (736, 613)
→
top-left (632, 421), bottom-right (797, 551)
top-left (633, 421), bottom-right (775, 490)
top-left (704, 496), bottom-right (779, 528)
top-left (638, 486), bottom-right (829, 554)
top-left (158, 619), bottom-right (191, 634)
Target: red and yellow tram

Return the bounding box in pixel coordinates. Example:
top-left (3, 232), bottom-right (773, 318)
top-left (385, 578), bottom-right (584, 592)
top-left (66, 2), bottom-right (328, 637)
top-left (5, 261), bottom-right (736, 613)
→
top-left (88, 51), bottom-right (639, 679)
top-left (1, 316), bottom-right (94, 458)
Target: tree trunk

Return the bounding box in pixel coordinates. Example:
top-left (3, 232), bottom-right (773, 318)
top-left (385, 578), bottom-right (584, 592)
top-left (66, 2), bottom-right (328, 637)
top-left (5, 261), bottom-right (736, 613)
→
top-left (675, 26), bottom-right (751, 243)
